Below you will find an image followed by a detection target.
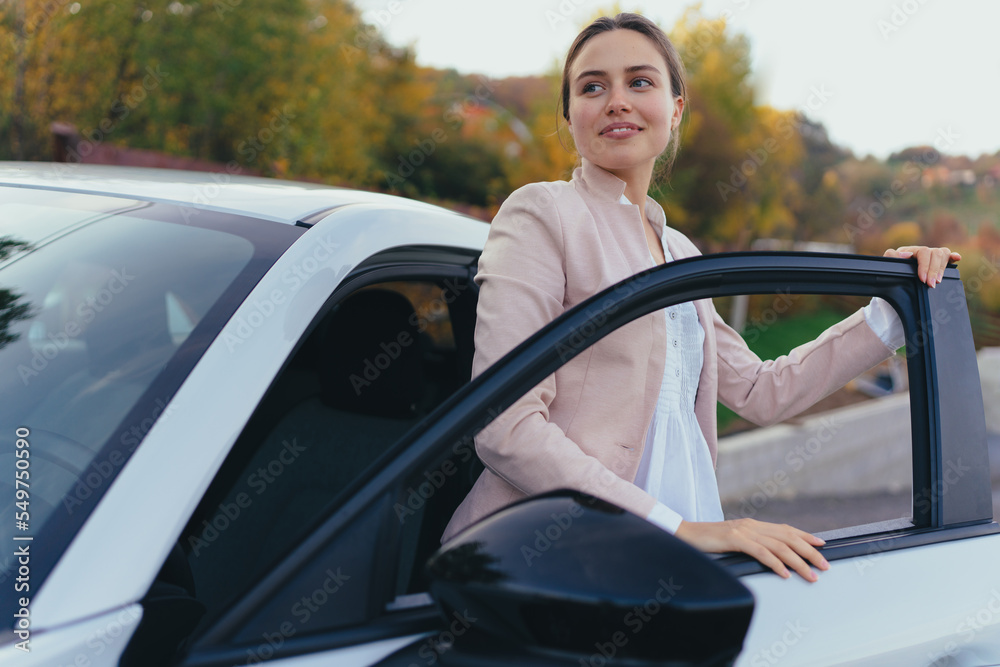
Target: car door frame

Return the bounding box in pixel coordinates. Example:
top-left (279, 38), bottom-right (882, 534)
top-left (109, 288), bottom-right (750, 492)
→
top-left (178, 251), bottom-right (997, 666)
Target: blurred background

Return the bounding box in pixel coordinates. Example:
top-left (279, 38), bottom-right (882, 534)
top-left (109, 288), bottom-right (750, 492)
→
top-left (2, 0), bottom-right (999, 343)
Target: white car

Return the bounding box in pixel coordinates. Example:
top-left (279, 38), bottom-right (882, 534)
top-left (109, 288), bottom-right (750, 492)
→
top-left (0, 162), bottom-right (997, 667)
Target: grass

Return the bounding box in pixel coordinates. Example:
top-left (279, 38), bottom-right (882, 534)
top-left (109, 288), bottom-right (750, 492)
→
top-left (715, 301), bottom-right (854, 433)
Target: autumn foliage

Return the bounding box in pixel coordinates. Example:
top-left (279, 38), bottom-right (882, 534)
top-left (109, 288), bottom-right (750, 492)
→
top-left (2, 1), bottom-right (998, 325)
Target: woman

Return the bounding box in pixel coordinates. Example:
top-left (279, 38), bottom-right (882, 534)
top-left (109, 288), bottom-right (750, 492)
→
top-left (442, 13), bottom-right (959, 581)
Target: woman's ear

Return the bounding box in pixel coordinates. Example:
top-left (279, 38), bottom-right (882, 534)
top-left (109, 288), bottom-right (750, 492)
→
top-left (671, 97), bottom-right (685, 130)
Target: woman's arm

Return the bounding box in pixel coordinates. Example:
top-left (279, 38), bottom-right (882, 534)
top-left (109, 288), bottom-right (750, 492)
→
top-left (716, 245), bottom-right (960, 426)
top-left (688, 245), bottom-right (961, 581)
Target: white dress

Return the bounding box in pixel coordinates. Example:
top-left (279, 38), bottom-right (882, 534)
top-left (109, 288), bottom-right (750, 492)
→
top-left (620, 195), bottom-right (904, 533)
top-left (635, 244), bottom-right (724, 532)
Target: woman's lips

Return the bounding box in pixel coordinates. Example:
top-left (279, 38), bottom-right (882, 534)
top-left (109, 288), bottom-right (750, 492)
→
top-left (600, 123), bottom-right (641, 138)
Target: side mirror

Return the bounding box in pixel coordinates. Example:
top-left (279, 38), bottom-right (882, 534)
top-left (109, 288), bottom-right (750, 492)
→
top-left (427, 490), bottom-right (754, 666)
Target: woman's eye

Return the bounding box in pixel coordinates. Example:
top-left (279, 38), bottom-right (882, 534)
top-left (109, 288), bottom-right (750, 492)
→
top-left (582, 82), bottom-right (603, 94)
top-left (631, 78), bottom-right (652, 89)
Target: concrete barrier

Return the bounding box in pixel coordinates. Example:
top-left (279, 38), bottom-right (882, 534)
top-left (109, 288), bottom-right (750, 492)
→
top-left (979, 347), bottom-right (1000, 435)
top-left (716, 347), bottom-right (1000, 503)
top-left (716, 394), bottom-right (911, 504)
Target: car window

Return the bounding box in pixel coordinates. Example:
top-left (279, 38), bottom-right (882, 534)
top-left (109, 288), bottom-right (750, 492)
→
top-left (177, 273), bottom-right (477, 644)
top-left (0, 191), bottom-right (296, 607)
top-left (711, 292), bottom-right (912, 534)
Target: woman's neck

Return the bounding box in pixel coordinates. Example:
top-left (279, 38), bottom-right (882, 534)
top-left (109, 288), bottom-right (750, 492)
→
top-left (606, 162), bottom-right (654, 219)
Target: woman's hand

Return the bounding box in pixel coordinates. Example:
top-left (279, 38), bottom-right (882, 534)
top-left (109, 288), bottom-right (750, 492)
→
top-left (883, 246), bottom-right (962, 288)
top-left (675, 518), bottom-right (829, 582)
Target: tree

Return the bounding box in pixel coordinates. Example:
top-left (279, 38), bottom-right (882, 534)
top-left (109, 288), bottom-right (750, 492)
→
top-left (658, 7), bottom-right (807, 249)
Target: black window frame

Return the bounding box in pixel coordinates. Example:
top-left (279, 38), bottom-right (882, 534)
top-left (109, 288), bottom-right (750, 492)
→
top-left (179, 251), bottom-right (997, 665)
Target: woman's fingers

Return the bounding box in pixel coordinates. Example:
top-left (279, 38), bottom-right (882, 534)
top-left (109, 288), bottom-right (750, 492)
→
top-left (740, 538), bottom-right (792, 579)
top-left (885, 246), bottom-right (963, 287)
top-left (748, 524), bottom-right (827, 582)
top-left (675, 518), bottom-right (827, 582)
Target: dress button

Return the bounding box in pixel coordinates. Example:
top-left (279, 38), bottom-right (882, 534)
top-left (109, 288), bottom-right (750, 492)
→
top-left (669, 311), bottom-right (677, 320)
top-left (675, 369), bottom-right (681, 377)
top-left (672, 339), bottom-right (679, 348)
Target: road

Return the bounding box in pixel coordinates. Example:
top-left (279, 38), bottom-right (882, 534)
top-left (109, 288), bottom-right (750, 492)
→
top-left (720, 434), bottom-right (1000, 533)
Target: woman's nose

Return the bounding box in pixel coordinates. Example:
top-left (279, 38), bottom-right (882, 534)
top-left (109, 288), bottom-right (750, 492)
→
top-left (606, 86), bottom-right (631, 114)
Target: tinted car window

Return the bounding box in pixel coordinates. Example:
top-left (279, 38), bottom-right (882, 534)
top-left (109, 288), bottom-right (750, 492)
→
top-left (0, 189), bottom-right (299, 608)
top-left (181, 276), bottom-right (475, 642)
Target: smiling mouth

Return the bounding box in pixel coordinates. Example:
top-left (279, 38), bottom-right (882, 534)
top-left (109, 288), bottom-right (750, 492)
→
top-left (601, 125), bottom-right (641, 135)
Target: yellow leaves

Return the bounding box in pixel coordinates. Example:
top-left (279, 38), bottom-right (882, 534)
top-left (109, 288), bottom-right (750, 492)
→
top-left (882, 221), bottom-right (923, 249)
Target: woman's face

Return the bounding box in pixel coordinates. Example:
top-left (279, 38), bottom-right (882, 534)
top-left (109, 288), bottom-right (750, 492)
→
top-left (567, 29), bottom-right (683, 179)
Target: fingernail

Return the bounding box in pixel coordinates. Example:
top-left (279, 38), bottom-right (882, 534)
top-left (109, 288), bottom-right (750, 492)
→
top-left (938, 271), bottom-right (944, 282)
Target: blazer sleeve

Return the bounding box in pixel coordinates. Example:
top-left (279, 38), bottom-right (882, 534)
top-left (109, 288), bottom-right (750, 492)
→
top-left (471, 184), bottom-right (658, 519)
top-left (714, 303), bottom-right (896, 427)
top-left (662, 226), bottom-right (898, 427)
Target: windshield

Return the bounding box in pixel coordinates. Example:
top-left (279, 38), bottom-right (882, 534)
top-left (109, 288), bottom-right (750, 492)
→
top-left (0, 188), bottom-right (301, 609)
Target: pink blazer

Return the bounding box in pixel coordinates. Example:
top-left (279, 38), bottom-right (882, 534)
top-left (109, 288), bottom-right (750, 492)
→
top-left (441, 158), bottom-right (894, 542)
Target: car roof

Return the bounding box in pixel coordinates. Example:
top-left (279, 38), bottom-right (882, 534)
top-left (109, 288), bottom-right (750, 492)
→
top-left (0, 161), bottom-right (463, 225)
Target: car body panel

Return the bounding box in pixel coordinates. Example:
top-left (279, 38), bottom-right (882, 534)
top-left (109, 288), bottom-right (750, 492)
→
top-left (738, 534), bottom-right (1000, 666)
top-left (29, 201), bottom-right (487, 629)
top-left (0, 162), bottom-right (451, 225)
top-left (0, 604), bottom-right (142, 666)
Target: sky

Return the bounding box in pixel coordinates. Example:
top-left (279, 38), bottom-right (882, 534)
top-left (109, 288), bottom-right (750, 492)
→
top-left (353, 0), bottom-right (1000, 159)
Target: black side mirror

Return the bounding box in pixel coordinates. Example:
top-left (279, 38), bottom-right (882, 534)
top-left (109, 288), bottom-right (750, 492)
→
top-left (427, 490), bottom-right (754, 666)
